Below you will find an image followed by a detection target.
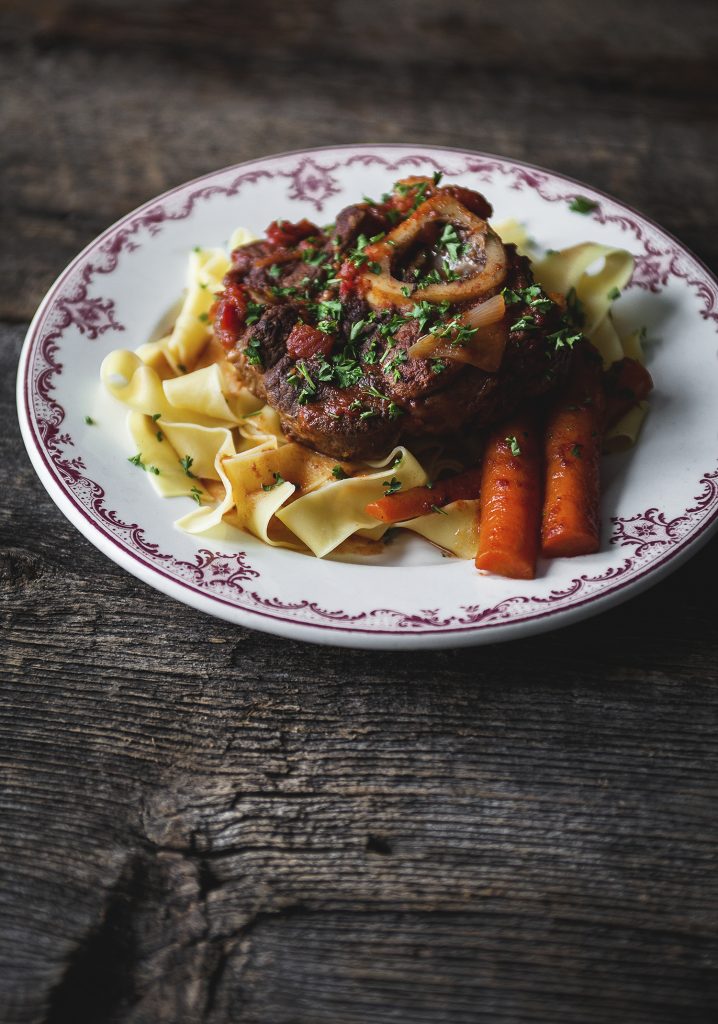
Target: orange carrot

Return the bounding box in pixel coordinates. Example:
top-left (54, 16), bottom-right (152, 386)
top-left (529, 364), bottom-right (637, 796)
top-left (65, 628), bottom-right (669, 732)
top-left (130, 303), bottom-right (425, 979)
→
top-left (603, 357), bottom-right (653, 430)
top-left (541, 349), bottom-right (606, 558)
top-left (475, 415), bottom-right (542, 579)
top-left (365, 467), bottom-right (483, 524)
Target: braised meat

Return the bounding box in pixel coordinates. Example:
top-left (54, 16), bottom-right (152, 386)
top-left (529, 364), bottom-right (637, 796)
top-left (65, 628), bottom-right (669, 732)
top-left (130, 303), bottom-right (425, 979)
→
top-left (213, 176), bottom-right (581, 461)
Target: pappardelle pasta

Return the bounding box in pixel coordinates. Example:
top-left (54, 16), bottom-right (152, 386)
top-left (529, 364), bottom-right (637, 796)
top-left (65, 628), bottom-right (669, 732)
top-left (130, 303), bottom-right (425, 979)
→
top-left (100, 177), bottom-right (652, 576)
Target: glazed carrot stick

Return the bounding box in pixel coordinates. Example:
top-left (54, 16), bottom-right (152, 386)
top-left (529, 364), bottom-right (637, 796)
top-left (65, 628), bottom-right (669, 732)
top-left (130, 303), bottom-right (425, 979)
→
top-left (541, 349), bottom-right (606, 558)
top-left (475, 414), bottom-right (542, 579)
top-left (603, 357), bottom-right (653, 430)
top-left (365, 467), bottom-right (483, 523)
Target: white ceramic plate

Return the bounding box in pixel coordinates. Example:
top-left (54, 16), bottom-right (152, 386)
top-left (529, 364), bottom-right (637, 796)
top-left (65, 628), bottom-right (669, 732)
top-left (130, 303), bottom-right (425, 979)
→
top-left (17, 145), bottom-right (718, 649)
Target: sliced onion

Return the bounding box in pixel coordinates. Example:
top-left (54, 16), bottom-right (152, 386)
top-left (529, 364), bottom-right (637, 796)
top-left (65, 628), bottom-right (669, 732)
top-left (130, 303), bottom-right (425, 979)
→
top-left (408, 293), bottom-right (507, 371)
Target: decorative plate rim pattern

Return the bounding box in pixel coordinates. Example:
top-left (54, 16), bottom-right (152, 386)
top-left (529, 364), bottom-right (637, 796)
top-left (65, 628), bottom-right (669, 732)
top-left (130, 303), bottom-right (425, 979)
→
top-left (16, 144), bottom-right (718, 647)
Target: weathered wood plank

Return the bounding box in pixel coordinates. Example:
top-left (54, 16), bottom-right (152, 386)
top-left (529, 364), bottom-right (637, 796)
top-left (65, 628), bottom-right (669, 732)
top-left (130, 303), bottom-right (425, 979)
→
top-left (3, 1), bottom-right (718, 1019)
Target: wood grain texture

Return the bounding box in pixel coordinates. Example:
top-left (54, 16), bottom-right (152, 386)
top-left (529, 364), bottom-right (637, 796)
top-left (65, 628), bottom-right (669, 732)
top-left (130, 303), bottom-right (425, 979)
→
top-left (2, 2), bottom-right (718, 1021)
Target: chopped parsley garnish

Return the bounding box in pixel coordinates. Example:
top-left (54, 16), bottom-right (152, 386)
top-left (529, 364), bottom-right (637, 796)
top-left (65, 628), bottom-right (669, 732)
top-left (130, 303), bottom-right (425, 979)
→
top-left (267, 263), bottom-right (282, 279)
top-left (148, 465), bottom-right (160, 475)
top-left (438, 223), bottom-right (465, 263)
top-left (569, 196), bottom-right (599, 214)
top-left (506, 435), bottom-right (522, 456)
top-left (547, 327), bottom-right (583, 350)
top-left (384, 349), bottom-right (408, 381)
top-left (128, 452), bottom-right (144, 468)
top-left (332, 466), bottom-right (348, 480)
top-left (287, 360), bottom-right (318, 405)
top-left (262, 472), bottom-right (286, 491)
top-left (607, 286), bottom-right (621, 300)
top-left (332, 354), bottom-right (364, 389)
top-left (409, 300), bottom-right (439, 333)
top-left (84, 415), bottom-right (95, 425)
top-left (246, 336), bottom-right (263, 367)
top-left (198, 312), bottom-right (209, 323)
top-left (388, 402), bottom-right (403, 419)
top-left (359, 409), bottom-right (377, 420)
top-left (382, 476), bottom-right (402, 496)
top-left (431, 359), bottom-right (447, 374)
top-left (570, 443), bottom-right (583, 459)
top-left (313, 298), bottom-right (343, 335)
top-left (156, 430), bottom-right (164, 442)
top-left (246, 301), bottom-right (265, 326)
top-left (349, 319), bottom-right (367, 342)
top-left (179, 454), bottom-right (196, 478)
top-left (431, 504), bottom-right (449, 516)
top-left (190, 485), bottom-right (203, 505)
top-left (151, 413), bottom-right (161, 421)
top-left (432, 170), bottom-right (443, 185)
top-left (348, 233), bottom-right (371, 268)
top-left (510, 315), bottom-right (539, 332)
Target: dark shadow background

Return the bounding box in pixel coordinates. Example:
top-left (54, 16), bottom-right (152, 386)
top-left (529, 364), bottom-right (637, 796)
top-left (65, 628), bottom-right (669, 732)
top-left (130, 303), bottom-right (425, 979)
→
top-left (2, 2), bottom-right (718, 1023)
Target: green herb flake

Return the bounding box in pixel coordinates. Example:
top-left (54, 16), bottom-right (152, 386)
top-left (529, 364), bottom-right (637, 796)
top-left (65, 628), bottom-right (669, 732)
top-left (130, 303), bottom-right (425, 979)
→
top-left (607, 286), bottom-right (621, 300)
top-left (84, 415), bottom-right (95, 425)
top-left (506, 435), bottom-right (522, 456)
top-left (179, 454), bottom-right (196, 478)
top-left (190, 485), bottom-right (203, 505)
top-left (128, 452), bottom-right (144, 469)
top-left (262, 471), bottom-right (286, 492)
top-left (349, 319), bottom-right (367, 342)
top-left (332, 466), bottom-right (348, 480)
top-left (570, 443), bottom-right (583, 459)
top-left (509, 315), bottom-right (538, 332)
top-left (198, 312), bottom-right (209, 323)
top-left (432, 171), bottom-right (443, 185)
top-left (246, 336), bottom-right (263, 367)
top-left (382, 476), bottom-right (402, 496)
top-left (569, 196), bottom-right (599, 214)
top-left (431, 504), bottom-right (449, 516)
top-left (148, 465), bottom-right (161, 475)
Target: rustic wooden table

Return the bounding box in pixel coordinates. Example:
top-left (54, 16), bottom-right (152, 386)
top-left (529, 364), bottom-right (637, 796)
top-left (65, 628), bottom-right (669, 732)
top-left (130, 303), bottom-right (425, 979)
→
top-left (3, 2), bottom-right (718, 1022)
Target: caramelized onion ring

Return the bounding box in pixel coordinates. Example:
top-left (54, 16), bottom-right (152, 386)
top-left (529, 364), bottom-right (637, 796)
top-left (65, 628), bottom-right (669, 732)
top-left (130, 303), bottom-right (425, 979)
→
top-left (363, 194), bottom-right (508, 310)
top-left (408, 293), bottom-right (508, 372)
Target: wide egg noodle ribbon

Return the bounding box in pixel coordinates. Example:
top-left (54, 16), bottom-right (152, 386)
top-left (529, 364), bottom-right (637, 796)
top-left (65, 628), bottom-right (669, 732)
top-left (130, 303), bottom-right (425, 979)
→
top-left (399, 499), bottom-right (481, 559)
top-left (175, 428), bottom-right (239, 533)
top-left (494, 219), bottom-right (534, 256)
top-left (221, 440), bottom-right (303, 549)
top-left (163, 363), bottom-right (261, 424)
top-left (167, 247), bottom-right (231, 370)
top-left (533, 243), bottom-right (634, 338)
top-left (276, 447), bottom-right (427, 558)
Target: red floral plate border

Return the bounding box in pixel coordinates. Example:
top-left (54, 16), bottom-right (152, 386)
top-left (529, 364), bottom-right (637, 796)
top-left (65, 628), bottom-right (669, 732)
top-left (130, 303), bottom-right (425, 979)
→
top-left (16, 145), bottom-right (718, 648)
